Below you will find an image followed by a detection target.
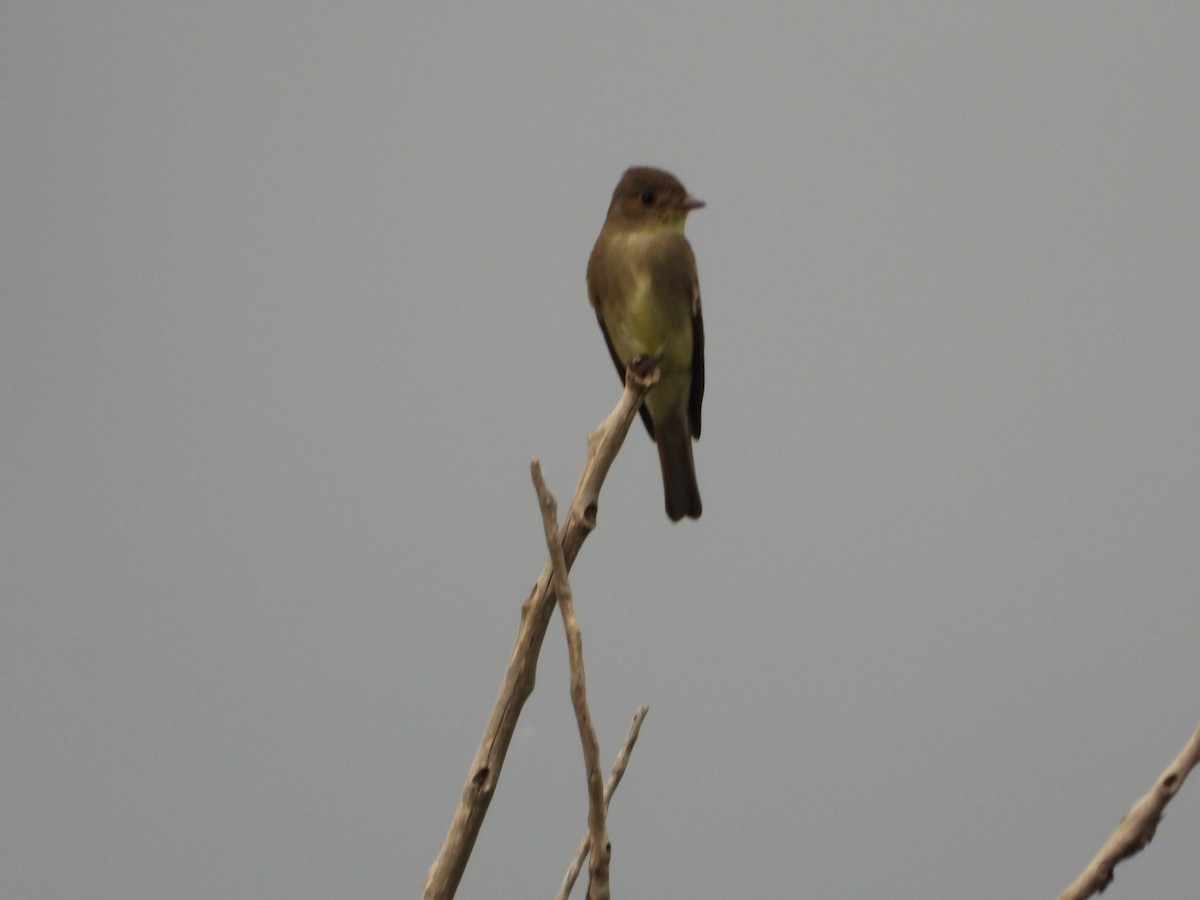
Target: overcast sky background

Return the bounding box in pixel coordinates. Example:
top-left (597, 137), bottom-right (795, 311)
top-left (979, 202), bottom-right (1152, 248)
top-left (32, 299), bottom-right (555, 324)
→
top-left (3, 4), bottom-right (1198, 898)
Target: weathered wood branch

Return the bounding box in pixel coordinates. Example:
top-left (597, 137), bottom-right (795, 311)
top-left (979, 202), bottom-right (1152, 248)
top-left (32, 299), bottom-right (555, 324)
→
top-left (422, 367), bottom-right (657, 900)
top-left (1059, 721), bottom-right (1200, 900)
top-left (531, 459), bottom-right (610, 900)
top-left (557, 707), bottom-right (649, 900)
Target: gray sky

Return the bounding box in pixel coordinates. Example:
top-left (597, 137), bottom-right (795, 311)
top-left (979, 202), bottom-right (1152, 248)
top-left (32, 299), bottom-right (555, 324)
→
top-left (3, 4), bottom-right (1198, 898)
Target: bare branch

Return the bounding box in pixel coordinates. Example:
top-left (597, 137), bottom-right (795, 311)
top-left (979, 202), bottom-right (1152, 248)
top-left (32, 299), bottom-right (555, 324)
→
top-left (423, 368), bottom-right (657, 900)
top-left (558, 707), bottom-right (650, 900)
top-left (1059, 721), bottom-right (1200, 900)
top-left (531, 459), bottom-right (610, 900)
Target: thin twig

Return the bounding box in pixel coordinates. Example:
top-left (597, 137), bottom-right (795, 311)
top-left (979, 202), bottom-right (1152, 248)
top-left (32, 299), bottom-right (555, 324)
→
top-left (531, 459), bottom-right (610, 900)
top-left (423, 367), bottom-right (658, 900)
top-left (558, 707), bottom-right (650, 900)
top-left (1059, 721), bottom-right (1200, 900)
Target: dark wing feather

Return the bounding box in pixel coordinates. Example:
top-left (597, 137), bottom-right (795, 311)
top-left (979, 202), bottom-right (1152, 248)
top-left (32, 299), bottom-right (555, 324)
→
top-left (689, 294), bottom-right (704, 439)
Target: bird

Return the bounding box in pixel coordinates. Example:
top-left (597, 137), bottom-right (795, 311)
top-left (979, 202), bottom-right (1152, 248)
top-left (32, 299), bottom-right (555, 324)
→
top-left (586, 166), bottom-right (705, 521)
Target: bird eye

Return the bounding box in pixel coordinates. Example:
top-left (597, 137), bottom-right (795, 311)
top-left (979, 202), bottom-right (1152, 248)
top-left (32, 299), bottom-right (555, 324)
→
top-left (640, 190), bottom-right (655, 205)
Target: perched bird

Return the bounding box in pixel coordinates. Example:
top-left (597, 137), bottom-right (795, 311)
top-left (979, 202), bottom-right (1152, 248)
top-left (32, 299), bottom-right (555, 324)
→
top-left (587, 166), bottom-right (705, 521)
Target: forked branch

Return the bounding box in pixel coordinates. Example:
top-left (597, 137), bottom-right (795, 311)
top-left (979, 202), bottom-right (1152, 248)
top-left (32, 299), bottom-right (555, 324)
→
top-left (557, 707), bottom-right (650, 900)
top-left (423, 367), bottom-right (658, 900)
top-left (532, 459), bottom-right (610, 900)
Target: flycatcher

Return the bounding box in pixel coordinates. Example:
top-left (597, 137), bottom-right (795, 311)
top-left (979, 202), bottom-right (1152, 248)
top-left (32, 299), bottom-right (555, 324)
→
top-left (587, 166), bottom-right (705, 521)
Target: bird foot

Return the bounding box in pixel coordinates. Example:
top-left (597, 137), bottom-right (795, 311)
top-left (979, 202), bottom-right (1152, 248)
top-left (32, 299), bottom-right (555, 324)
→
top-left (629, 354), bottom-right (663, 379)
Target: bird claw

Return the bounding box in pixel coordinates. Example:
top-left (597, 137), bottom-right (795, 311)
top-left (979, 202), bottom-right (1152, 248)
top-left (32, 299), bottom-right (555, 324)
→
top-left (629, 354), bottom-right (663, 380)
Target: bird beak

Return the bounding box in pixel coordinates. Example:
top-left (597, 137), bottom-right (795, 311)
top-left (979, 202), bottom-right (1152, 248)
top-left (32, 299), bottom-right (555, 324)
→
top-left (679, 195), bottom-right (706, 211)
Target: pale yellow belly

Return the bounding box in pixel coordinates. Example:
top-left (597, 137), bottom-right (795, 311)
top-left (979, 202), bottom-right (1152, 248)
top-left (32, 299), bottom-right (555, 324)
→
top-left (609, 270), bottom-right (693, 376)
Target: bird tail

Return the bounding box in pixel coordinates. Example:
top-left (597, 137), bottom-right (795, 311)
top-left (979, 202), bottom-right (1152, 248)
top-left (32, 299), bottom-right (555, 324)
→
top-left (657, 420), bottom-right (702, 522)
